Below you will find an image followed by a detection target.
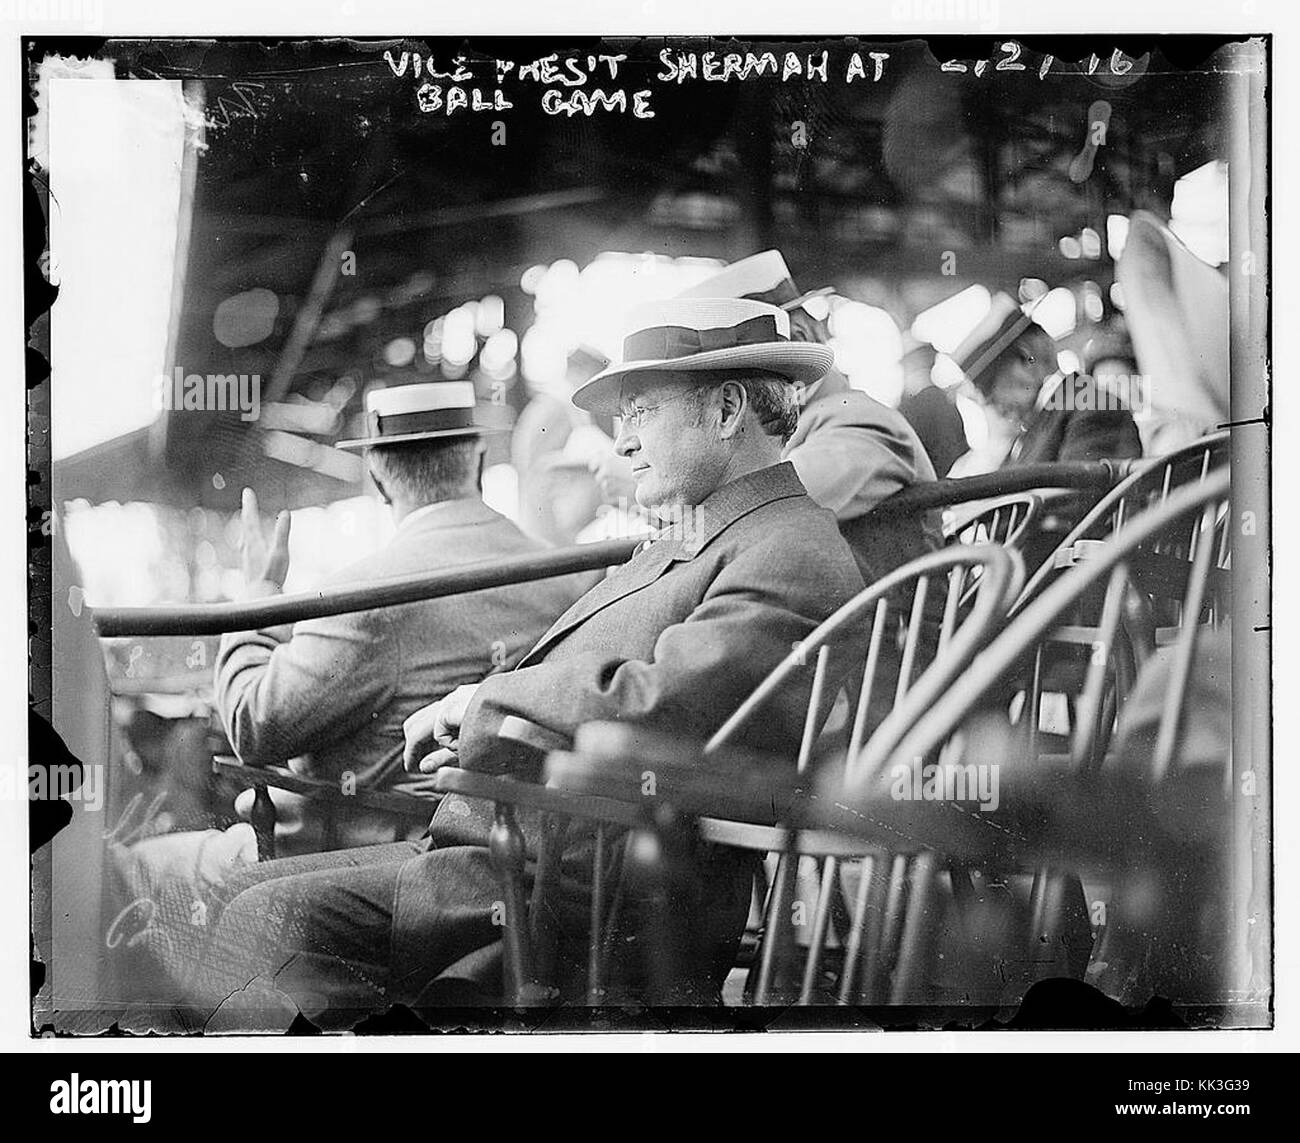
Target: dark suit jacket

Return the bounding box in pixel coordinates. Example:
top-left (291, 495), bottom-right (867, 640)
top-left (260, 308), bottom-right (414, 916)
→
top-left (446, 462), bottom-right (865, 777)
top-left (1007, 374), bottom-right (1144, 466)
top-left (399, 464), bottom-right (865, 996)
top-left (899, 384), bottom-right (969, 477)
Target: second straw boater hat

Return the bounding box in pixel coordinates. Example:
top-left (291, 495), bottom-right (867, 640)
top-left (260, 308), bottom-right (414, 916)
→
top-left (676, 249), bottom-right (835, 312)
top-left (950, 292), bottom-right (1047, 392)
top-left (570, 297), bottom-right (834, 415)
top-left (335, 380), bottom-right (502, 451)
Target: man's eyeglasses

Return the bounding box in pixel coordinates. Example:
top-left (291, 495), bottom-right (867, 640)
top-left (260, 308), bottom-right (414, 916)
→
top-left (617, 390), bottom-right (698, 430)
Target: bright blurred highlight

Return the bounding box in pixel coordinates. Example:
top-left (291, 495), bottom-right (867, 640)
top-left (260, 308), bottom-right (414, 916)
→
top-left (911, 285), bottom-right (991, 355)
top-left (48, 76), bottom-right (189, 459)
top-left (1031, 287), bottom-right (1077, 339)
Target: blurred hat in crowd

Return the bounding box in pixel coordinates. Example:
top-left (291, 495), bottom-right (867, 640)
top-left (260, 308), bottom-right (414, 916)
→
top-left (950, 291), bottom-right (1044, 391)
top-left (335, 380), bottom-right (502, 450)
top-left (676, 249), bottom-right (834, 313)
top-left (571, 298), bottom-right (834, 415)
top-left (1116, 210), bottom-right (1229, 431)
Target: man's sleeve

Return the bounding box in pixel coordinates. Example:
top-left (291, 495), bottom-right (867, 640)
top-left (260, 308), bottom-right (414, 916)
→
top-left (455, 541), bottom-right (861, 771)
top-left (786, 412), bottom-right (917, 520)
top-left (215, 610), bottom-right (397, 767)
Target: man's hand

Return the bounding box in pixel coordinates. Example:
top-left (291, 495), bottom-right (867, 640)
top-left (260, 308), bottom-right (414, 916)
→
top-left (238, 488), bottom-right (292, 598)
top-left (403, 683), bottom-right (480, 773)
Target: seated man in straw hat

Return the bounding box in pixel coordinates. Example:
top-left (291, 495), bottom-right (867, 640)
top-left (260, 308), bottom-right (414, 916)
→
top-left (185, 299), bottom-right (865, 1025)
top-left (130, 382), bottom-right (593, 1019)
top-left (215, 381), bottom-right (592, 851)
top-left (575, 250), bottom-right (941, 583)
top-left (952, 292), bottom-right (1142, 468)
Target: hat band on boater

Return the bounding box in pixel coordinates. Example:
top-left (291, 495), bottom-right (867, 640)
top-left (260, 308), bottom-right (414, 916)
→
top-left (624, 314), bottom-right (784, 362)
top-left (367, 406), bottom-right (477, 440)
top-left (740, 280), bottom-right (801, 308)
top-left (962, 314), bottom-right (1035, 388)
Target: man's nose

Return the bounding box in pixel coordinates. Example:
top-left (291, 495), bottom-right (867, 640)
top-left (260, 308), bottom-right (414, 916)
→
top-left (613, 419), bottom-right (638, 457)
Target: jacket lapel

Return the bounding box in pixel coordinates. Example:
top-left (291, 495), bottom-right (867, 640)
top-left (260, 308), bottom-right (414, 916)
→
top-left (516, 539), bottom-right (685, 666)
top-left (515, 462), bottom-right (809, 667)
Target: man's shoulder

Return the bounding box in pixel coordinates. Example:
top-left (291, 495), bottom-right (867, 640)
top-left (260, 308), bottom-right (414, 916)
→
top-left (300, 509), bottom-right (554, 629)
top-left (714, 487), bottom-right (858, 575)
top-left (398, 504), bottom-right (543, 554)
top-left (799, 389), bottom-right (934, 463)
top-left (802, 386), bottom-right (909, 432)
top-left (763, 489), bottom-right (851, 545)
top-left (335, 507), bottom-right (542, 581)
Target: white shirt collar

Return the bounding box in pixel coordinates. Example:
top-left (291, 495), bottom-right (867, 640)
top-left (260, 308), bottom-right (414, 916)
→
top-left (397, 500), bottom-right (459, 532)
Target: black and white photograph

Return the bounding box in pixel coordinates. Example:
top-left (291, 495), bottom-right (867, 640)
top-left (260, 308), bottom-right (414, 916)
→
top-left (4, 0), bottom-right (1290, 1105)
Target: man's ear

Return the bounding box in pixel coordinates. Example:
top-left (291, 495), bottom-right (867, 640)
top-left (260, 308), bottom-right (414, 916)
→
top-left (369, 468), bottom-right (393, 506)
top-left (716, 379), bottom-right (748, 440)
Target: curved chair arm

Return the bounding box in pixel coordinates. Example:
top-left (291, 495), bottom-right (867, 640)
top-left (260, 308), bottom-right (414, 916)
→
top-left (944, 492), bottom-right (1043, 543)
top-left (447, 716), bottom-right (803, 825)
top-left (706, 543), bottom-right (1023, 756)
top-left (212, 756), bottom-right (435, 861)
top-left (868, 461), bottom-right (1123, 518)
top-left (544, 738), bottom-right (804, 826)
top-left (805, 757), bottom-right (1168, 869)
top-left (1013, 430), bottom-right (1229, 613)
top-left (430, 765), bottom-right (642, 830)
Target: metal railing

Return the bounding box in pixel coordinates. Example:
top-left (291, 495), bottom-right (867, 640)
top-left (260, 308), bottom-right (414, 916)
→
top-left (866, 460), bottom-right (1124, 517)
top-left (91, 462), bottom-right (1153, 639)
top-left (93, 537), bottom-right (641, 637)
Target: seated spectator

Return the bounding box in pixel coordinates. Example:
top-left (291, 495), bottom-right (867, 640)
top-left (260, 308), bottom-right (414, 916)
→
top-left (952, 292), bottom-right (1144, 467)
top-left (681, 251), bottom-right (941, 582)
top-left (579, 251), bottom-right (940, 583)
top-left (216, 380), bottom-right (592, 851)
top-left (181, 298), bottom-right (866, 1026)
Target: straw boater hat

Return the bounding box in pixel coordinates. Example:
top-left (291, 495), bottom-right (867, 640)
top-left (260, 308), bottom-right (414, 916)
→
top-left (570, 298), bottom-right (834, 416)
top-left (676, 249), bottom-right (835, 312)
top-left (335, 380), bottom-right (502, 450)
top-left (950, 291), bottom-right (1048, 391)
